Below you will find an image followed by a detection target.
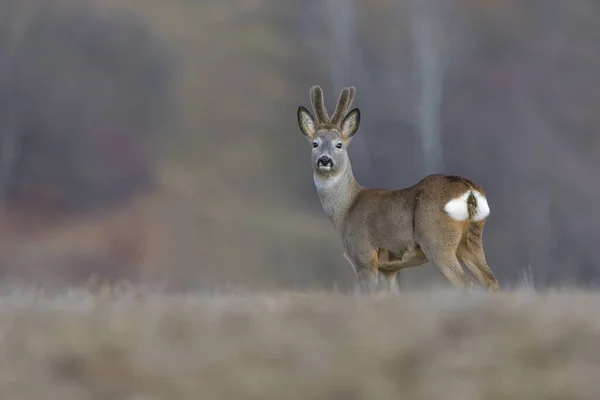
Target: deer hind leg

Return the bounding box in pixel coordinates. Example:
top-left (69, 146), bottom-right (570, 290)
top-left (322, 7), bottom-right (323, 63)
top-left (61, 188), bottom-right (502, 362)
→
top-left (457, 222), bottom-right (499, 292)
top-left (459, 254), bottom-right (499, 292)
top-left (424, 249), bottom-right (474, 289)
top-left (417, 225), bottom-right (473, 289)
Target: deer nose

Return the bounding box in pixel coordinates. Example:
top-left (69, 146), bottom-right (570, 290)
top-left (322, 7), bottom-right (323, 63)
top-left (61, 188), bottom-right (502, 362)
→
top-left (318, 155), bottom-right (333, 166)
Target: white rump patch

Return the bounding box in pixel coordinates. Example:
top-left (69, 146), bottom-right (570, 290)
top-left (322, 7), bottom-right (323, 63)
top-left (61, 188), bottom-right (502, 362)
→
top-left (444, 190), bottom-right (490, 221)
top-left (444, 191), bottom-right (471, 221)
top-left (471, 190), bottom-right (490, 221)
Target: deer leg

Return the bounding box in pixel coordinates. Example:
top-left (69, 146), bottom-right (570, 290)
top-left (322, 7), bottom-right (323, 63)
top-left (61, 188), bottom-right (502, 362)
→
top-left (456, 221), bottom-right (499, 292)
top-left (420, 244), bottom-right (474, 289)
top-left (433, 255), bottom-right (473, 289)
top-left (380, 270), bottom-right (399, 294)
top-left (458, 249), bottom-right (499, 292)
top-left (356, 267), bottom-right (379, 294)
top-left (345, 248), bottom-right (381, 295)
top-left (342, 252), bottom-right (357, 274)
top-left (415, 210), bottom-right (473, 289)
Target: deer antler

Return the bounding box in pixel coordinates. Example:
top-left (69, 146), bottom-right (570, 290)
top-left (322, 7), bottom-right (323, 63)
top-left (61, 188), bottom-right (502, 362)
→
top-left (309, 85), bottom-right (357, 127)
top-left (309, 86), bottom-right (329, 124)
top-left (330, 86), bottom-right (356, 126)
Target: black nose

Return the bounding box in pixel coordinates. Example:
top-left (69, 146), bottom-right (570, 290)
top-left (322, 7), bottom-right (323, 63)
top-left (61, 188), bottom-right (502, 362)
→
top-left (318, 156), bottom-right (333, 166)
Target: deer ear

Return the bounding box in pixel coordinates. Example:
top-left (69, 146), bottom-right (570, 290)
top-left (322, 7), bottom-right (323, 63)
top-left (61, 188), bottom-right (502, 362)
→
top-left (297, 106), bottom-right (316, 138)
top-left (341, 108), bottom-right (360, 139)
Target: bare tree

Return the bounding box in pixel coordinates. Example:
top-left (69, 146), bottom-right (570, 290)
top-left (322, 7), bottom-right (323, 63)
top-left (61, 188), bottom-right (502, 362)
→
top-left (0, 0), bottom-right (31, 222)
top-left (409, 0), bottom-right (447, 175)
top-left (322, 0), bottom-right (375, 177)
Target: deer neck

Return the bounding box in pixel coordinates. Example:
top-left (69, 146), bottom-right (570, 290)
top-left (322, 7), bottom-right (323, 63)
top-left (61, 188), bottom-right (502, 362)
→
top-left (313, 158), bottom-right (361, 229)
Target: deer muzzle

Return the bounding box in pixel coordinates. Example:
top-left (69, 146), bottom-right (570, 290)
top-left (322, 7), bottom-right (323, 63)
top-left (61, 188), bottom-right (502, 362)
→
top-left (317, 155), bottom-right (333, 171)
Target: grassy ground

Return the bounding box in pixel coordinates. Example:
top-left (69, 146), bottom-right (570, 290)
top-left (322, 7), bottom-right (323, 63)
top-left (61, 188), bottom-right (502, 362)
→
top-left (0, 286), bottom-right (599, 399)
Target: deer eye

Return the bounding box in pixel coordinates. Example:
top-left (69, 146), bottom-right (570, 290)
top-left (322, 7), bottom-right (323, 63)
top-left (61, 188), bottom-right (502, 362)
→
top-left (312, 142), bottom-right (318, 148)
top-left (335, 142), bottom-right (343, 149)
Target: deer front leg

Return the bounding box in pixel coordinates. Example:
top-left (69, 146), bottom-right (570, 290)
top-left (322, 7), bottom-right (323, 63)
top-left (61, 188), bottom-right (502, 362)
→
top-left (342, 252), bottom-right (356, 274)
top-left (344, 249), bottom-right (381, 295)
top-left (380, 270), bottom-right (399, 294)
top-left (343, 252), bottom-right (378, 294)
top-left (356, 268), bottom-right (379, 294)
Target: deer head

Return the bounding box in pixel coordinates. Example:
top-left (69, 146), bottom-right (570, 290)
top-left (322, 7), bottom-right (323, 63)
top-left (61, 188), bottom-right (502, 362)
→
top-left (297, 86), bottom-right (360, 178)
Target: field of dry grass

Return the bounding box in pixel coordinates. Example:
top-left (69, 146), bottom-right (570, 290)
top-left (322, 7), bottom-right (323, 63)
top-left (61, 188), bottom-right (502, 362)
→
top-left (0, 286), bottom-right (597, 399)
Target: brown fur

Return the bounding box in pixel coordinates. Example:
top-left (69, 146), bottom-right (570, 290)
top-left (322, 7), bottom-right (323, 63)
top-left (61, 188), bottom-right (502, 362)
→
top-left (297, 86), bottom-right (499, 294)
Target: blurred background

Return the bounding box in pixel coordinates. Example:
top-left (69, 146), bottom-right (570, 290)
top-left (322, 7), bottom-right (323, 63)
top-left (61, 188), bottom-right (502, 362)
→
top-left (0, 0), bottom-right (598, 291)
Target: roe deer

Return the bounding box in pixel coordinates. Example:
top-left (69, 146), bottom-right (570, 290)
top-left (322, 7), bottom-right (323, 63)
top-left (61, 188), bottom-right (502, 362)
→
top-left (296, 85), bottom-right (499, 294)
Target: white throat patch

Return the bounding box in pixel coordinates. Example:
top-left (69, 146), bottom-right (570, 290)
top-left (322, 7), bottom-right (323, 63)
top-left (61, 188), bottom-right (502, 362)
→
top-left (314, 172), bottom-right (342, 190)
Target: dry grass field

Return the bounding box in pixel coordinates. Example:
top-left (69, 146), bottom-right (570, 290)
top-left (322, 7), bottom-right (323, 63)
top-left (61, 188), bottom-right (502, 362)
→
top-left (0, 285), bottom-right (599, 399)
